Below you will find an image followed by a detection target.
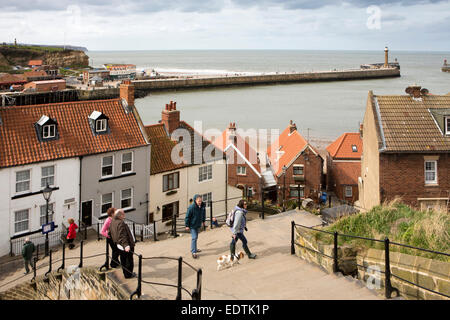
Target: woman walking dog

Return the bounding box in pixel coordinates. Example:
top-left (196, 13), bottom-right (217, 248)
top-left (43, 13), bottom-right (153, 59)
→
top-left (230, 200), bottom-right (256, 260)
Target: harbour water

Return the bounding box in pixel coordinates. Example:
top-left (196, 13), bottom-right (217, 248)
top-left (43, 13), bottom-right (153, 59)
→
top-left (88, 50), bottom-right (450, 142)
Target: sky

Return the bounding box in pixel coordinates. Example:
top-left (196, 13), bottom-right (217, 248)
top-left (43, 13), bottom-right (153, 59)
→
top-left (0, 0), bottom-right (449, 51)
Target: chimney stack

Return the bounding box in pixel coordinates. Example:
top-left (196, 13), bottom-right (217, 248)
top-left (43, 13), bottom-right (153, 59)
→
top-left (120, 80), bottom-right (135, 107)
top-left (162, 101), bottom-right (180, 135)
top-left (228, 122), bottom-right (237, 144)
top-left (289, 120), bottom-right (297, 134)
top-left (384, 46), bottom-right (389, 68)
top-left (405, 85), bottom-right (429, 99)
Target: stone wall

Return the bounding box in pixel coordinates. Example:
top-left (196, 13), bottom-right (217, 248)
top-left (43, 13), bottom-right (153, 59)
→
top-left (0, 267), bottom-right (129, 300)
top-left (294, 226), bottom-right (450, 300)
top-left (133, 68), bottom-right (400, 91)
top-left (357, 248), bottom-right (450, 300)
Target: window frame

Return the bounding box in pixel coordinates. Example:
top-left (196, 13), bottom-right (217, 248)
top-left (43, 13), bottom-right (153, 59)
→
top-left (14, 209), bottom-right (30, 235)
top-left (237, 166), bottom-right (247, 176)
top-left (293, 165), bottom-right (304, 176)
top-left (424, 160), bottom-right (438, 185)
top-left (162, 201), bottom-right (179, 222)
top-left (40, 202), bottom-right (55, 226)
top-left (121, 152), bottom-right (133, 174)
top-left (42, 124), bottom-right (56, 139)
top-left (289, 186), bottom-right (304, 198)
top-left (198, 165), bottom-right (213, 182)
top-left (101, 192), bottom-right (114, 216)
top-left (445, 116), bottom-right (450, 135)
top-left (120, 188), bottom-right (133, 210)
top-left (163, 172), bottom-right (180, 192)
top-left (15, 169), bottom-right (31, 194)
top-left (345, 186), bottom-right (353, 198)
top-left (202, 192), bottom-right (212, 207)
top-left (96, 119), bottom-right (107, 132)
top-left (41, 165), bottom-right (55, 188)
top-left (101, 155), bottom-right (114, 178)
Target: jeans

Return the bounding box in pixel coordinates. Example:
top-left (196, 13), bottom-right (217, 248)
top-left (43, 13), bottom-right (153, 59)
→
top-left (190, 228), bottom-right (199, 253)
top-left (24, 258), bottom-right (34, 273)
top-left (231, 233), bottom-right (248, 248)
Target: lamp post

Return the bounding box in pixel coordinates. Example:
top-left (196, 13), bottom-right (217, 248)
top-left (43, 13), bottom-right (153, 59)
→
top-left (282, 165), bottom-right (287, 212)
top-left (42, 184), bottom-right (53, 256)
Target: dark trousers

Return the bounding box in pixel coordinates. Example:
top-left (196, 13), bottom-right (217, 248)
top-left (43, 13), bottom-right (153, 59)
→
top-left (119, 248), bottom-right (134, 278)
top-left (24, 258), bottom-right (34, 273)
top-left (107, 237), bottom-right (120, 268)
top-left (67, 238), bottom-right (75, 249)
top-left (231, 233), bottom-right (248, 247)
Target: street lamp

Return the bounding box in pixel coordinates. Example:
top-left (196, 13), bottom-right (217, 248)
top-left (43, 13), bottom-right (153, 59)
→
top-left (282, 165), bottom-right (287, 212)
top-left (42, 184), bottom-right (53, 256)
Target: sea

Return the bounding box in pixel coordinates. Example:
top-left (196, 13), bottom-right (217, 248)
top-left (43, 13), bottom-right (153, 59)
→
top-left (87, 50), bottom-right (450, 145)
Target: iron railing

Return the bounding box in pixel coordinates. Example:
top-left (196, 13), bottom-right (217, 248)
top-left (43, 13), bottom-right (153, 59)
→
top-left (291, 221), bottom-right (450, 299)
top-left (9, 229), bottom-right (64, 256)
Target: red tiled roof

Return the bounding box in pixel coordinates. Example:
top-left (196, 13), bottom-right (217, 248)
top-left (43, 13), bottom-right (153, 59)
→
top-left (326, 132), bottom-right (362, 159)
top-left (0, 99), bottom-right (148, 168)
top-left (0, 73), bottom-right (27, 85)
top-left (213, 128), bottom-right (261, 173)
top-left (332, 162), bottom-right (361, 185)
top-left (28, 60), bottom-right (43, 66)
top-left (145, 123), bottom-right (188, 175)
top-left (267, 126), bottom-right (309, 177)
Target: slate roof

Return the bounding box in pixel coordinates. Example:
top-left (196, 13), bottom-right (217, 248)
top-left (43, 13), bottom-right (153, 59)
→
top-left (0, 99), bottom-right (148, 168)
top-left (371, 93), bottom-right (450, 152)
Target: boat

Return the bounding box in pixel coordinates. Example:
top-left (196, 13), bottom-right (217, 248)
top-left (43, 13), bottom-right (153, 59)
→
top-left (442, 59), bottom-right (450, 73)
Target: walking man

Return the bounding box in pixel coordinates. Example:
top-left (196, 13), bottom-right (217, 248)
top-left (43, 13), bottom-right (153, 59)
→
top-left (22, 238), bottom-right (35, 274)
top-left (109, 209), bottom-right (136, 278)
top-left (230, 200), bottom-right (256, 260)
top-left (100, 207), bottom-right (120, 268)
top-left (185, 194), bottom-right (206, 259)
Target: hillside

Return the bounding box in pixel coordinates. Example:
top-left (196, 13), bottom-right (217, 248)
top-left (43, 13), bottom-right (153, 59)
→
top-left (0, 46), bottom-right (89, 71)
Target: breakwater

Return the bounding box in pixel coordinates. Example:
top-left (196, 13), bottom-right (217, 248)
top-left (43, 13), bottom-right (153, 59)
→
top-left (133, 68), bottom-right (400, 92)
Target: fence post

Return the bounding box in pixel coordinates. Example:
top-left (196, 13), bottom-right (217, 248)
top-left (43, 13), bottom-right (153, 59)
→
top-left (141, 227), bottom-right (144, 242)
top-left (78, 241), bottom-right (84, 268)
top-left (133, 223), bottom-right (137, 243)
top-left (31, 257), bottom-right (37, 282)
top-left (97, 223), bottom-right (100, 241)
top-left (210, 200), bottom-right (213, 229)
top-left (84, 223), bottom-right (87, 240)
top-left (131, 254), bottom-right (142, 300)
top-left (36, 244), bottom-right (40, 262)
top-left (9, 240), bottom-right (12, 257)
top-left (197, 268), bottom-right (202, 300)
top-left (172, 212), bottom-right (178, 238)
top-left (100, 239), bottom-right (110, 272)
top-left (384, 237), bottom-right (398, 299)
top-left (176, 257), bottom-right (182, 300)
top-left (153, 220), bottom-right (158, 241)
top-left (261, 194), bottom-right (265, 220)
top-left (58, 243), bottom-right (65, 272)
top-left (291, 221), bottom-right (295, 255)
top-left (333, 232), bottom-right (339, 273)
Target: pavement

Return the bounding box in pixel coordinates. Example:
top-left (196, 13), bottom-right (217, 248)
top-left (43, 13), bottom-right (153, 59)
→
top-left (0, 210), bottom-right (382, 300)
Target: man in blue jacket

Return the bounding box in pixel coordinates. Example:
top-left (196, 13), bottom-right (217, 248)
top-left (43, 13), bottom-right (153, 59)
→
top-left (185, 194), bottom-right (206, 259)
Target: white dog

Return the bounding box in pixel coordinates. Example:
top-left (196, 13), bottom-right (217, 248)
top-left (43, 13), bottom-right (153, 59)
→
top-left (217, 251), bottom-right (245, 271)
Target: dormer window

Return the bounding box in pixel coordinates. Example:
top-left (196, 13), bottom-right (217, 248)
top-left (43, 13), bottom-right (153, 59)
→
top-left (35, 115), bottom-right (58, 141)
top-left (352, 145), bottom-right (358, 152)
top-left (445, 116), bottom-right (450, 135)
top-left (96, 119), bottom-right (107, 132)
top-left (89, 111), bottom-right (110, 135)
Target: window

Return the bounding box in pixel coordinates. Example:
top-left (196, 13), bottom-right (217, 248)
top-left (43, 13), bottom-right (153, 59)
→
top-left (345, 186), bottom-right (353, 197)
top-left (289, 187), bottom-right (304, 198)
top-left (121, 152), bottom-right (133, 173)
top-left (96, 119), bottom-right (107, 132)
top-left (40, 203), bottom-right (54, 226)
top-left (247, 187), bottom-right (253, 198)
top-left (425, 161), bottom-right (437, 184)
top-left (293, 165), bottom-right (304, 175)
top-left (162, 201), bottom-right (179, 222)
top-left (163, 172), bottom-right (179, 192)
top-left (121, 188), bottom-right (133, 209)
top-left (237, 166), bottom-right (246, 175)
top-left (16, 170), bottom-right (31, 193)
top-left (202, 192), bottom-right (212, 207)
top-left (102, 156), bottom-right (113, 177)
top-left (101, 193), bottom-right (113, 215)
top-left (43, 125), bottom-right (56, 138)
top-left (352, 145), bottom-right (358, 152)
top-left (445, 116), bottom-right (450, 135)
top-left (198, 165), bottom-right (212, 182)
top-left (14, 209), bottom-right (29, 234)
top-left (41, 165), bottom-right (55, 187)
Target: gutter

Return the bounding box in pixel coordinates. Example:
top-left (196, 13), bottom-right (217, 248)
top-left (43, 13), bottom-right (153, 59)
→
top-left (373, 97), bottom-right (387, 152)
top-left (78, 155), bottom-right (83, 225)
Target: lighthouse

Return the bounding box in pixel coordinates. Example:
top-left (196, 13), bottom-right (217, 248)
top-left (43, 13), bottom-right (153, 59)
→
top-left (384, 46), bottom-right (389, 67)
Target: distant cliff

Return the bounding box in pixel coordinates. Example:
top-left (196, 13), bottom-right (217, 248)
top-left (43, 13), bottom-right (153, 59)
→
top-left (0, 46), bottom-right (89, 69)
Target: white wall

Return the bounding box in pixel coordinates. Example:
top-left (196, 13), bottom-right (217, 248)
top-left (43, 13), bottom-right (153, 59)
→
top-left (0, 158), bottom-right (80, 257)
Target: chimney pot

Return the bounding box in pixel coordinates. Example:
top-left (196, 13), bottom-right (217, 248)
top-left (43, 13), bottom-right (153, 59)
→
top-left (120, 81), bottom-right (135, 107)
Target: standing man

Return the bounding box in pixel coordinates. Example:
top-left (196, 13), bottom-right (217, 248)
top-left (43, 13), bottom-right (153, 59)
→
top-left (22, 238), bottom-right (35, 274)
top-left (109, 209), bottom-right (136, 278)
top-left (185, 195), bottom-right (206, 259)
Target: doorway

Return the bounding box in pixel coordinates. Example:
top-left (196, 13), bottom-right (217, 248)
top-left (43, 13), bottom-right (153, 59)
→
top-left (81, 200), bottom-right (93, 227)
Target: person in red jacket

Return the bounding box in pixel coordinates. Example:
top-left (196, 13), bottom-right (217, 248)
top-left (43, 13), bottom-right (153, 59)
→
top-left (67, 218), bottom-right (78, 249)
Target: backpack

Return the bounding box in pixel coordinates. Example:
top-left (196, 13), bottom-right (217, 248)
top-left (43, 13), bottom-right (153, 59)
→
top-left (225, 209), bottom-right (237, 228)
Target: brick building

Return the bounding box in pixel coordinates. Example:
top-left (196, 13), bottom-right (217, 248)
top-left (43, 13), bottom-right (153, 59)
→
top-left (213, 122), bottom-right (262, 199)
top-left (0, 73), bottom-right (27, 91)
top-left (267, 121), bottom-right (323, 205)
top-left (326, 132), bottom-right (362, 203)
top-left (359, 86), bottom-right (450, 211)
top-left (23, 79), bottom-right (66, 92)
